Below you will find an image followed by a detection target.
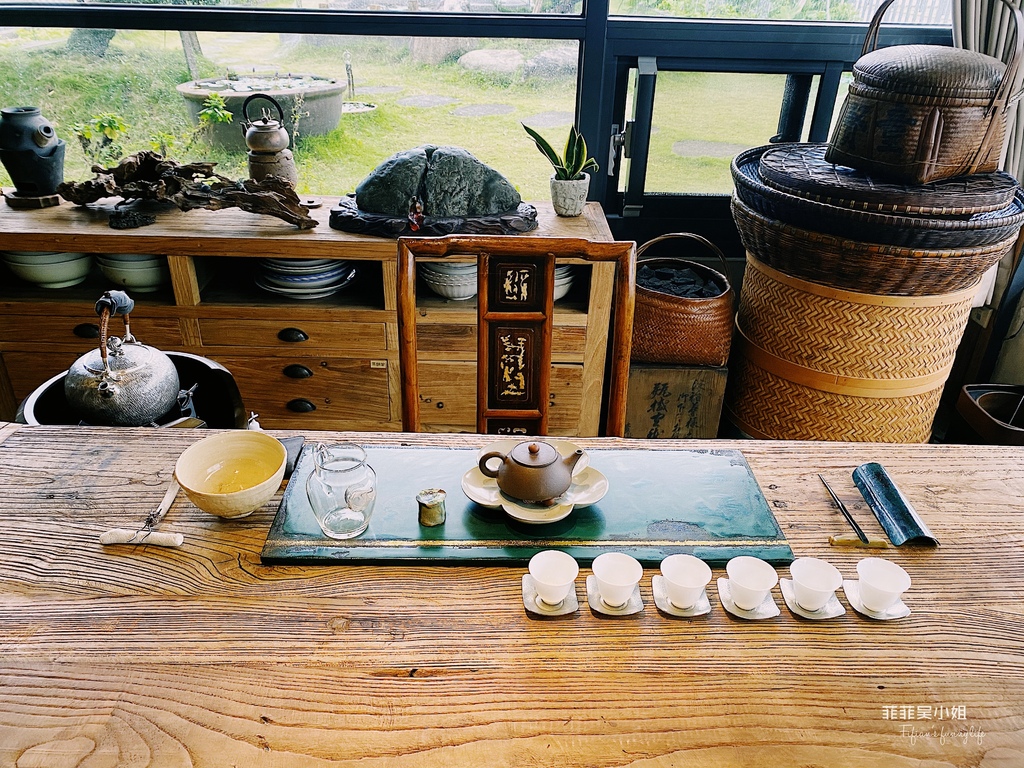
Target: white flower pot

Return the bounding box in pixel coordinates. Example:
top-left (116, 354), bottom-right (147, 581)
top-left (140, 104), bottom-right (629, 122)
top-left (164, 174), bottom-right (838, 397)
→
top-left (550, 173), bottom-right (590, 217)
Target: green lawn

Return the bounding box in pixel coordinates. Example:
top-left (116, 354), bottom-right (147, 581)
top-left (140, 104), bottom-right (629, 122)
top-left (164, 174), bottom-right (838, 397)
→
top-left (0, 29), bottom-right (784, 201)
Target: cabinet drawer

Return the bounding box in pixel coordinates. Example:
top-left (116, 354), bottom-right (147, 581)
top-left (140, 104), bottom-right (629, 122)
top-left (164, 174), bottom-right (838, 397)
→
top-left (200, 319), bottom-right (387, 352)
top-left (2, 351), bottom-right (82, 400)
top-left (1, 313), bottom-right (184, 348)
top-left (417, 324), bottom-right (586, 358)
top-left (213, 355), bottom-right (392, 427)
top-left (416, 361), bottom-right (582, 434)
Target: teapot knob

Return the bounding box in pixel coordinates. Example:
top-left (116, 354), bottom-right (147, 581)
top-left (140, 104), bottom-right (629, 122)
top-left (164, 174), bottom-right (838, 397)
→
top-left (528, 443), bottom-right (540, 455)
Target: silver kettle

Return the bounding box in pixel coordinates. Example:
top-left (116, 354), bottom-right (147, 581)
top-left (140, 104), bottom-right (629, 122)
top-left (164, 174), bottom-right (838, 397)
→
top-left (64, 291), bottom-right (180, 426)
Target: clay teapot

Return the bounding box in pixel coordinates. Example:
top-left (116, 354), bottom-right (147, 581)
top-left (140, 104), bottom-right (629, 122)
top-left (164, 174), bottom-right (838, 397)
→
top-left (64, 291), bottom-right (180, 426)
top-left (478, 441), bottom-right (585, 505)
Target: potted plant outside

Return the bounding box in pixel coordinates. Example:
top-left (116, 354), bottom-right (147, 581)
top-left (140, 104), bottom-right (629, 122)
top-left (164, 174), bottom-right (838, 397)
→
top-left (523, 123), bottom-right (599, 217)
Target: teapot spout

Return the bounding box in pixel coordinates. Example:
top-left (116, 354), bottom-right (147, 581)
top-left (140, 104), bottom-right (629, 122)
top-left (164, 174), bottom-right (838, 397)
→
top-left (564, 449), bottom-right (585, 474)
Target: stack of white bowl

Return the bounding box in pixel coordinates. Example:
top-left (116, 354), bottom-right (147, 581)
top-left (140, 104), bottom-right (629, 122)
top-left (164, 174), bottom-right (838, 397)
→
top-left (553, 265), bottom-right (576, 301)
top-left (3, 251), bottom-right (93, 288)
top-left (98, 253), bottom-right (170, 293)
top-left (419, 262), bottom-right (477, 300)
top-left (255, 258), bottom-right (357, 300)
top-left (418, 263), bottom-right (577, 302)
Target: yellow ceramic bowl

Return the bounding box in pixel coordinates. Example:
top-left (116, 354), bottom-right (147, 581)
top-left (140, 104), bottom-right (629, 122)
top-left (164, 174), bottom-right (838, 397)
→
top-left (174, 431), bottom-right (287, 519)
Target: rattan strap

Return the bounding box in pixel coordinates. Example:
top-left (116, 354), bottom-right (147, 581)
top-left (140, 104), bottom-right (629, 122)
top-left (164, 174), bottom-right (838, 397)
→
top-left (746, 253), bottom-right (982, 307)
top-left (734, 320), bottom-right (954, 397)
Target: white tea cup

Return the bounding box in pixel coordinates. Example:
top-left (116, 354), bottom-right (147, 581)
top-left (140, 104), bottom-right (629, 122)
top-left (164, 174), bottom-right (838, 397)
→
top-left (726, 556), bottom-right (778, 611)
top-left (592, 552), bottom-right (643, 608)
top-left (857, 557), bottom-right (911, 613)
top-left (789, 557), bottom-right (843, 612)
top-left (528, 550), bottom-right (579, 607)
top-left (660, 554), bottom-right (712, 610)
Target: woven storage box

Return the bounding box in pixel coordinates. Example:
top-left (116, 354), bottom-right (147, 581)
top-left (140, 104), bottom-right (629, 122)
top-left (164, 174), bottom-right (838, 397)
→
top-left (631, 233), bottom-right (734, 366)
top-left (724, 254), bottom-right (978, 442)
top-left (826, 0), bottom-right (1023, 184)
top-left (731, 196), bottom-right (1017, 296)
top-left (732, 145), bottom-right (1024, 249)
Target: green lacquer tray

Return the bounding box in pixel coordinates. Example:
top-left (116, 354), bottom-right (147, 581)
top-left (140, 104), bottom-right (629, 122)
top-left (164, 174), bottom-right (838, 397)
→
top-left (260, 445), bottom-right (792, 566)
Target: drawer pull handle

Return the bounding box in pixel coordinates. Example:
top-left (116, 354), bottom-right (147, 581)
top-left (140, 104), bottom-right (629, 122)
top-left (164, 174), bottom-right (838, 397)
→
top-left (73, 323), bottom-right (100, 339)
top-left (278, 327), bottom-right (309, 343)
top-left (283, 364), bottom-right (313, 379)
top-left (287, 398), bottom-right (317, 413)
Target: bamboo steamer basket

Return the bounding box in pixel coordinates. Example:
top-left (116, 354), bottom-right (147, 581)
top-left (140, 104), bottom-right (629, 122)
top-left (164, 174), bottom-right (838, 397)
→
top-left (725, 255), bottom-right (979, 442)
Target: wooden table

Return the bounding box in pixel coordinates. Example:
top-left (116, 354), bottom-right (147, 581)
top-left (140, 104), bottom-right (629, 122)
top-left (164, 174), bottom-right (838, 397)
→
top-left (1, 422), bottom-right (1022, 765)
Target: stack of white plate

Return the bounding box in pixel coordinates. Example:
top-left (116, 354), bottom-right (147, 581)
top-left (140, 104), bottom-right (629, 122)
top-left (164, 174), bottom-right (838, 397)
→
top-left (419, 262), bottom-right (477, 300)
top-left (255, 258), bottom-right (357, 300)
top-left (97, 253), bottom-right (170, 293)
top-left (3, 251), bottom-right (93, 289)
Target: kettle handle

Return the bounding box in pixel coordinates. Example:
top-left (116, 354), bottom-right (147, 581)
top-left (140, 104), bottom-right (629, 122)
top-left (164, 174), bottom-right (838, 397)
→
top-left (241, 92), bottom-right (286, 129)
top-left (478, 451), bottom-right (505, 478)
top-left (93, 290), bottom-right (136, 371)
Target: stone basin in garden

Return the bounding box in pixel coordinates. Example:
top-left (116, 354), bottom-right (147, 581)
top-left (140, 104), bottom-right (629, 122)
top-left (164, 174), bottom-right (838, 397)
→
top-left (176, 74), bottom-right (347, 148)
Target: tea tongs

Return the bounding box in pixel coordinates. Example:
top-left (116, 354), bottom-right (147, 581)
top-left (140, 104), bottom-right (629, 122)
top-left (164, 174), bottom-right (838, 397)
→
top-left (818, 473), bottom-right (870, 545)
top-left (98, 478), bottom-right (184, 547)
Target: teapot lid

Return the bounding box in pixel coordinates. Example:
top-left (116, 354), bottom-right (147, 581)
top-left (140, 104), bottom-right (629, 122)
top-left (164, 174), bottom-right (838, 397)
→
top-left (509, 441), bottom-right (558, 468)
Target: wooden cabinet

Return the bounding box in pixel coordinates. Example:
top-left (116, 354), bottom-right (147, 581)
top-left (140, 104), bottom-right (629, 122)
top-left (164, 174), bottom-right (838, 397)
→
top-left (0, 197), bottom-right (616, 434)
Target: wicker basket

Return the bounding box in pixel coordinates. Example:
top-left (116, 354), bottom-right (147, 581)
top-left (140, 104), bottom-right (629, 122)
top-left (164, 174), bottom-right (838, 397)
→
top-left (630, 233), bottom-right (734, 366)
top-left (731, 196), bottom-right (1016, 296)
top-left (825, 0), bottom-right (1023, 184)
top-left (724, 255), bottom-right (978, 442)
top-left (732, 145), bottom-right (1024, 249)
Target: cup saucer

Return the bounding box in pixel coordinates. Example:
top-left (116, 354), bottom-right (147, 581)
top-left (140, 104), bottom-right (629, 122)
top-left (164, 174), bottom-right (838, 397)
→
top-left (779, 578), bottom-right (845, 620)
top-left (842, 579), bottom-right (910, 620)
top-left (585, 575), bottom-right (644, 616)
top-left (652, 575), bottom-right (711, 617)
top-left (717, 577), bottom-right (779, 620)
top-left (522, 574), bottom-right (579, 616)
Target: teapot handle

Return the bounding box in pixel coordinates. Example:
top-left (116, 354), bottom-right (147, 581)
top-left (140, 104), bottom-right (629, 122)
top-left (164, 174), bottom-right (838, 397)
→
top-left (478, 451), bottom-right (505, 478)
top-left (242, 92), bottom-right (286, 128)
top-left (93, 290), bottom-right (136, 370)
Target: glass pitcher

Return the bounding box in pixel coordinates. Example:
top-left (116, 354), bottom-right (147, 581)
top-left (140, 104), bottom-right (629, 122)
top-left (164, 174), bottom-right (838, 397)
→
top-left (305, 443), bottom-right (377, 539)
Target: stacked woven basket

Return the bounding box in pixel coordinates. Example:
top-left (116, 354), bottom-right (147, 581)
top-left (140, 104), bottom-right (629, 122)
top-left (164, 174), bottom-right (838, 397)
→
top-left (725, 0), bottom-right (1024, 442)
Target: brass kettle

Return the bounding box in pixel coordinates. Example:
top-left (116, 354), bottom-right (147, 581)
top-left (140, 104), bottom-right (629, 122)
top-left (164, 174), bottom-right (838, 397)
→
top-left (478, 440), bottom-right (585, 505)
top-left (64, 291), bottom-right (180, 426)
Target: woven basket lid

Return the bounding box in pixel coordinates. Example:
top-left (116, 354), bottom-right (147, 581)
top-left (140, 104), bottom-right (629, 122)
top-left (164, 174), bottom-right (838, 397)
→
top-left (759, 143), bottom-right (1019, 215)
top-left (854, 45), bottom-right (1004, 100)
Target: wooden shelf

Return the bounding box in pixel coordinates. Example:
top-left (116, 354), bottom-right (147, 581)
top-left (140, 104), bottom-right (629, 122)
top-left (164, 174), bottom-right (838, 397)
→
top-left (0, 199), bottom-right (616, 433)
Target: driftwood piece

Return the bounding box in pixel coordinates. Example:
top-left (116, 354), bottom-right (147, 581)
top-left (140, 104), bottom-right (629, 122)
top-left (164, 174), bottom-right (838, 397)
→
top-left (57, 151), bottom-right (317, 229)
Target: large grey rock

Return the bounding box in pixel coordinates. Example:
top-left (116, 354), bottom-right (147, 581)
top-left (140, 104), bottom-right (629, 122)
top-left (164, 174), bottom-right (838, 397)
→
top-left (523, 46), bottom-right (578, 80)
top-left (354, 144), bottom-right (521, 217)
top-left (355, 147), bottom-right (429, 216)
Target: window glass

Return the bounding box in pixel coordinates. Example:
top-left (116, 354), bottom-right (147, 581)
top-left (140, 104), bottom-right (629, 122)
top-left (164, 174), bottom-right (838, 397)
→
top-left (0, 29), bottom-right (578, 200)
top-left (0, 0), bottom-right (583, 12)
top-left (610, 0), bottom-right (952, 24)
top-left (629, 71), bottom-right (806, 194)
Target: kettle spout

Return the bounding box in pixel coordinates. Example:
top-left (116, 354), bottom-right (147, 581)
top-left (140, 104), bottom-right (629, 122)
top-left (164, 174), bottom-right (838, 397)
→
top-left (564, 449), bottom-right (585, 474)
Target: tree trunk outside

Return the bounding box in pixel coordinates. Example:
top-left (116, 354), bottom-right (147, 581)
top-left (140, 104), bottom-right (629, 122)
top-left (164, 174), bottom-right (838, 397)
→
top-left (180, 31), bottom-right (203, 81)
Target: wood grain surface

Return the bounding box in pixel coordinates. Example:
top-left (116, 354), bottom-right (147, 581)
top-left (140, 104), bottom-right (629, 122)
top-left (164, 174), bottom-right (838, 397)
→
top-left (0, 423), bottom-right (1021, 766)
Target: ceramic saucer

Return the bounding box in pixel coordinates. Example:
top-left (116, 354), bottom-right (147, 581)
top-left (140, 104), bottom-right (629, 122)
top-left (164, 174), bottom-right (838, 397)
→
top-left (522, 574), bottom-right (579, 616)
top-left (651, 575), bottom-right (712, 617)
top-left (779, 578), bottom-right (845, 620)
top-left (461, 466), bottom-right (608, 525)
top-left (842, 579), bottom-right (910, 620)
top-left (717, 577), bottom-right (780, 620)
top-left (586, 575), bottom-right (643, 616)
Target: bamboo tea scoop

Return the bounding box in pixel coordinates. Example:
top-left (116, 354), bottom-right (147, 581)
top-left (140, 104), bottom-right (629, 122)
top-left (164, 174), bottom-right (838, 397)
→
top-left (99, 478), bottom-right (184, 547)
